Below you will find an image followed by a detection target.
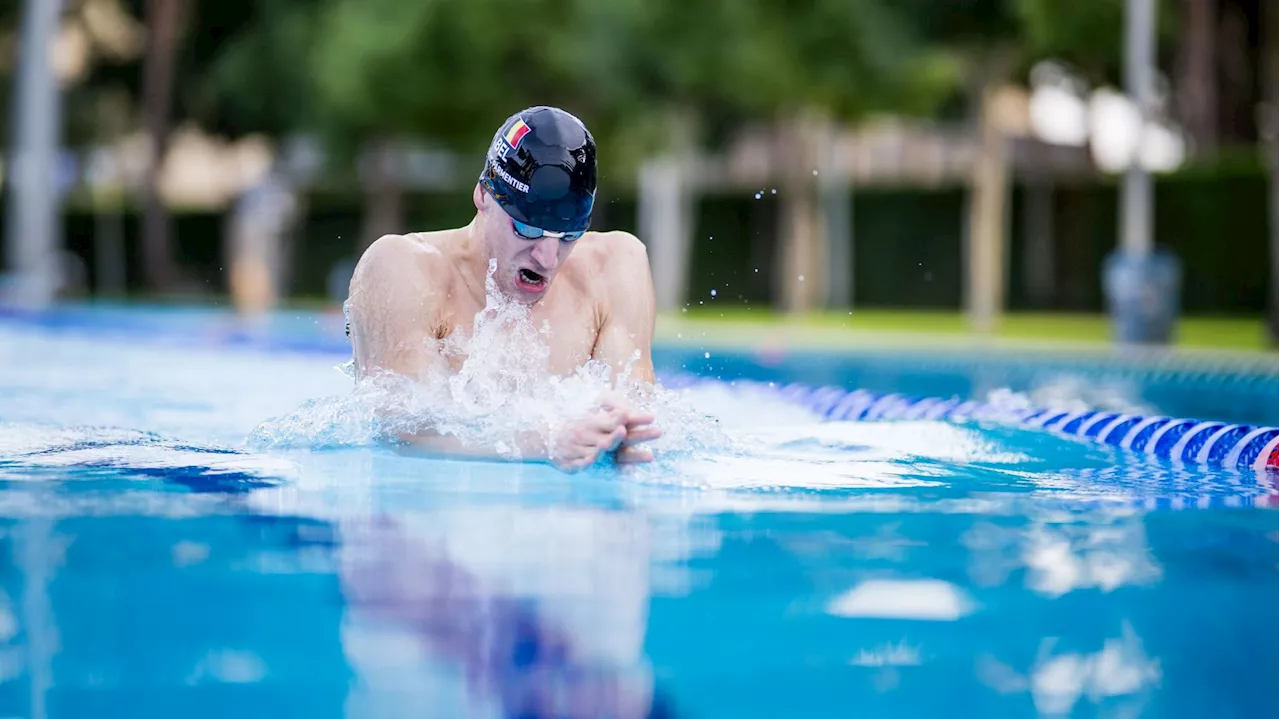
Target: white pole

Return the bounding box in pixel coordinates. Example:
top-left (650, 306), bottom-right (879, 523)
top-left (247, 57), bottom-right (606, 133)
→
top-left (967, 85), bottom-right (1010, 336)
top-left (639, 157), bottom-right (690, 312)
top-left (3, 0), bottom-right (64, 308)
top-left (1121, 0), bottom-right (1156, 258)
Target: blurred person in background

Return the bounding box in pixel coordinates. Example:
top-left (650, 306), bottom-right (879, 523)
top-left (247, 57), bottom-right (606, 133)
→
top-left (344, 106), bottom-right (662, 472)
top-left (228, 166), bottom-right (302, 318)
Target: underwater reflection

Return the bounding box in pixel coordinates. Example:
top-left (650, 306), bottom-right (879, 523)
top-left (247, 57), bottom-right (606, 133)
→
top-left (335, 509), bottom-right (674, 719)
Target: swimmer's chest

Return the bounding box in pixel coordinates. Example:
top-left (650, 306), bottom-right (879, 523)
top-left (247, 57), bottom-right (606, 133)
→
top-left (437, 297), bottom-right (601, 375)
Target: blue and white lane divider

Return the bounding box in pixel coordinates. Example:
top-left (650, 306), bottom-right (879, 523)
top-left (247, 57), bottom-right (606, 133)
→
top-left (661, 374), bottom-right (1279, 473)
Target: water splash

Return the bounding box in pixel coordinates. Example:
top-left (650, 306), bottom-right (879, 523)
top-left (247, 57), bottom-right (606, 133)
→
top-left (242, 262), bottom-right (1147, 486)
top-left (986, 374), bottom-right (1155, 416)
top-left (248, 260), bottom-right (727, 460)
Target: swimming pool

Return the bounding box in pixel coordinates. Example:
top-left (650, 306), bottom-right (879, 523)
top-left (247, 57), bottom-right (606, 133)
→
top-left (0, 305), bottom-right (1276, 718)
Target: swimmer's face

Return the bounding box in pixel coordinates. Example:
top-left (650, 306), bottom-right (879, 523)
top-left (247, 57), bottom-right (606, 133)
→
top-left (474, 184), bottom-right (578, 303)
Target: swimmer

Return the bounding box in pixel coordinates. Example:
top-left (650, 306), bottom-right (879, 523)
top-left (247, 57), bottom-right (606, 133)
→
top-left (345, 106), bottom-right (661, 472)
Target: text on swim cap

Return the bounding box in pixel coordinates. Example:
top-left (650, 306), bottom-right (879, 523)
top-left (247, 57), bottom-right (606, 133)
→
top-left (489, 158), bottom-right (530, 193)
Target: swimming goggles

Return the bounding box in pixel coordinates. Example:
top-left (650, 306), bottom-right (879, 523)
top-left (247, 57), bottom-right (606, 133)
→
top-left (483, 182), bottom-right (586, 242)
top-left (510, 217), bottom-right (585, 242)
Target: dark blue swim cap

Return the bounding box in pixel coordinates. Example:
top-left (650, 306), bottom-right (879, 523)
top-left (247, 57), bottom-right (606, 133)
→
top-left (480, 106), bottom-right (597, 234)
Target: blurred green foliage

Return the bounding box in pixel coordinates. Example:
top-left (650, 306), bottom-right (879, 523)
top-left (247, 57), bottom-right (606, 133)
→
top-left (196, 0), bottom-right (959, 171)
top-left (184, 0), bottom-right (1179, 173)
top-left (1010, 0), bottom-right (1180, 81)
top-left (0, 0), bottom-right (1193, 171)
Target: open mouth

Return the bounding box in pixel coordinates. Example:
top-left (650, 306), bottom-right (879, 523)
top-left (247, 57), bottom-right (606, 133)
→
top-left (515, 268), bottom-right (548, 291)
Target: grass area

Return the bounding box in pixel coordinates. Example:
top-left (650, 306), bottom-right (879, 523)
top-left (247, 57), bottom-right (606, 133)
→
top-left (121, 293), bottom-right (1275, 354)
top-left (658, 307), bottom-right (1276, 353)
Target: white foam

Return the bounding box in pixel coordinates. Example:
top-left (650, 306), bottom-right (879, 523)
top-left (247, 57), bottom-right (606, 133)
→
top-left (986, 374), bottom-right (1155, 418)
top-left (1031, 627), bottom-right (1161, 716)
top-left (849, 641), bottom-right (923, 667)
top-left (979, 625), bottom-right (1162, 716)
top-left (826, 579), bottom-right (975, 621)
top-left (0, 422), bottom-right (298, 483)
top-left (1021, 522), bottom-right (1162, 598)
top-left (962, 515), bottom-right (1162, 597)
top-left (0, 325), bottom-right (352, 447)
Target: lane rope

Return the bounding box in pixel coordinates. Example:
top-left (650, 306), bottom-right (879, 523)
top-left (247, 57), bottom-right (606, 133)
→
top-left (661, 373), bottom-right (1279, 472)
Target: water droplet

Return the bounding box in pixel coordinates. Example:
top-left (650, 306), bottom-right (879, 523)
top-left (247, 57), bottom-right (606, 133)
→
top-left (681, 307), bottom-right (687, 313)
top-left (710, 289), bottom-right (717, 297)
top-left (798, 275), bottom-right (805, 282)
top-left (699, 300), bottom-right (704, 305)
top-left (771, 188), bottom-right (777, 195)
top-left (704, 352), bottom-right (711, 359)
top-left (812, 169), bottom-right (819, 176)
top-left (754, 192), bottom-right (762, 200)
top-left (754, 268), bottom-right (759, 273)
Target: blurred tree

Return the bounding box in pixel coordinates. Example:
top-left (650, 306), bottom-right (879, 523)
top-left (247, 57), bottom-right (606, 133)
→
top-left (199, 0), bottom-right (961, 268)
top-left (1014, 0), bottom-right (1162, 80)
top-left (602, 0), bottom-right (961, 312)
top-left (0, 4), bottom-right (18, 146)
top-left (1173, 0), bottom-right (1215, 153)
top-left (184, 0), bottom-right (319, 139)
top-left (1262, 0), bottom-right (1277, 341)
top-left (139, 0), bottom-right (188, 292)
top-left (892, 0), bottom-right (1186, 329)
top-left (203, 0), bottom-right (595, 248)
top-left (310, 0), bottom-right (556, 246)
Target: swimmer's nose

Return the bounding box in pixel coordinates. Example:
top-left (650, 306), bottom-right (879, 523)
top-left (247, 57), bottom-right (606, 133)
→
top-left (530, 236), bottom-right (560, 270)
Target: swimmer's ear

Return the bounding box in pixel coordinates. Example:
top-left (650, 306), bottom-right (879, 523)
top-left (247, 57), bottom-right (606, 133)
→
top-left (472, 183), bottom-right (485, 211)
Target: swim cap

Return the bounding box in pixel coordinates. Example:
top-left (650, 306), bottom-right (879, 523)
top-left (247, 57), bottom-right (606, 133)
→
top-left (479, 106), bottom-right (597, 234)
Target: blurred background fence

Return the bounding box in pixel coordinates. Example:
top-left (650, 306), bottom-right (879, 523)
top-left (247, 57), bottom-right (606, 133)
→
top-left (28, 161), bottom-right (1273, 314)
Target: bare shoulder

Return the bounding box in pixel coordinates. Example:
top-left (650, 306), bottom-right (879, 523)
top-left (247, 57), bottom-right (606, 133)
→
top-left (570, 231), bottom-right (654, 327)
top-left (350, 233), bottom-right (455, 306)
top-left (352, 233), bottom-right (447, 286)
top-left (573, 230), bottom-right (650, 279)
top-left (347, 234), bottom-right (455, 374)
top-left (586, 230), bottom-right (648, 259)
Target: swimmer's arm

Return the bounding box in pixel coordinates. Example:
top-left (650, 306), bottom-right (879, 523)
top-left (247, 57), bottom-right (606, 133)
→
top-left (392, 429), bottom-right (555, 464)
top-left (347, 234), bottom-right (557, 463)
top-left (590, 233), bottom-right (662, 464)
top-left (592, 233), bottom-right (657, 386)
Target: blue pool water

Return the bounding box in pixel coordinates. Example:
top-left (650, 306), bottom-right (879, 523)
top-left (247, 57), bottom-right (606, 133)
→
top-left (0, 306), bottom-right (1276, 719)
